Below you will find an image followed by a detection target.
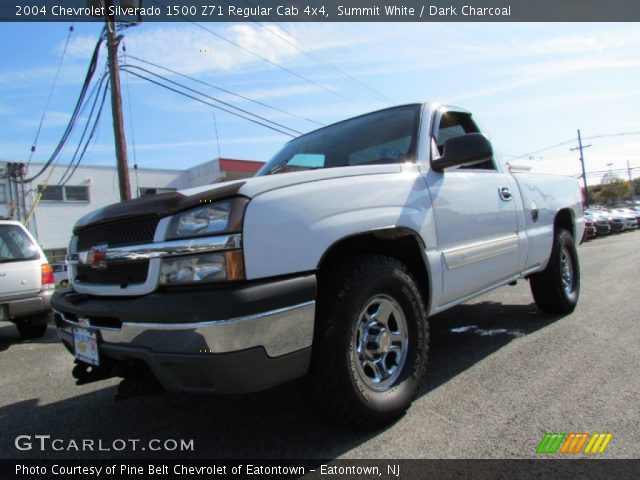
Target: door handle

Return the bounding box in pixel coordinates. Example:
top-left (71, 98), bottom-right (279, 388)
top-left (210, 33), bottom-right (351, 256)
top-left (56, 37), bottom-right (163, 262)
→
top-left (498, 186), bottom-right (512, 201)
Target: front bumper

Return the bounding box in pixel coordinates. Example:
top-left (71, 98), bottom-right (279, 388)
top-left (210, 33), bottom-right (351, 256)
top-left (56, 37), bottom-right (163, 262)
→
top-left (52, 274), bottom-right (316, 393)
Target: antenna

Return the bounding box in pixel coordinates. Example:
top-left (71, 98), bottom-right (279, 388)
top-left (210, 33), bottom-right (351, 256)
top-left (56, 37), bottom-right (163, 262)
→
top-left (212, 112), bottom-right (222, 159)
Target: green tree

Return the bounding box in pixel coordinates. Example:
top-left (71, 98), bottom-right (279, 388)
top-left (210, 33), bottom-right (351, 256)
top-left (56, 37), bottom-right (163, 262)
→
top-left (594, 179), bottom-right (631, 205)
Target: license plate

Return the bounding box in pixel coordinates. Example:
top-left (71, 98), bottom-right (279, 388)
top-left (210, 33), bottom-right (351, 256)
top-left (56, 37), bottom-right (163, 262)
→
top-left (73, 328), bottom-right (100, 366)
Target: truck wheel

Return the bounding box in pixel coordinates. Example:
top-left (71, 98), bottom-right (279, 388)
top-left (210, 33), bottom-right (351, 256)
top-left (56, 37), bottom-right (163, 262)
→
top-left (16, 316), bottom-right (49, 340)
top-left (307, 255), bottom-right (429, 429)
top-left (530, 229), bottom-right (580, 314)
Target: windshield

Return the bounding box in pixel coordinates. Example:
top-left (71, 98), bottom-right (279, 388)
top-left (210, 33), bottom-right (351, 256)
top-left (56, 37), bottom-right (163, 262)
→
top-left (258, 105), bottom-right (422, 176)
top-left (0, 225), bottom-right (40, 263)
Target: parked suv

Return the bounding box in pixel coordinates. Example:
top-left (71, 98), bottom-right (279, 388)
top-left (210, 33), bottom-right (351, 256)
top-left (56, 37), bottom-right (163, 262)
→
top-left (0, 220), bottom-right (54, 339)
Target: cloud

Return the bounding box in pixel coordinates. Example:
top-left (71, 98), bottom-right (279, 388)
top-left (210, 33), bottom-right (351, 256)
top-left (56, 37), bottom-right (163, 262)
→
top-left (447, 57), bottom-right (640, 102)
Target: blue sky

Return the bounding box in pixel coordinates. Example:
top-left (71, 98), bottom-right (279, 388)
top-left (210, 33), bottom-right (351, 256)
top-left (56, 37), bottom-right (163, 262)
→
top-left (1, 21), bottom-right (639, 184)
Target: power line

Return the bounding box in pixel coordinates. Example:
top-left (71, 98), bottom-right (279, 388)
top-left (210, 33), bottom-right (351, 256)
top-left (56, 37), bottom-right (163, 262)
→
top-left (58, 79), bottom-right (110, 187)
top-left (584, 166), bottom-right (639, 176)
top-left (121, 64), bottom-right (302, 135)
top-left (23, 28), bottom-right (107, 183)
top-left (120, 67), bottom-right (297, 137)
top-left (122, 41), bottom-right (139, 170)
top-left (509, 130), bottom-right (640, 161)
top-left (147, 0), bottom-right (371, 109)
top-left (237, 0), bottom-right (393, 105)
top-left (56, 71), bottom-right (110, 186)
top-left (51, 66), bottom-right (109, 183)
top-left (27, 23), bottom-right (75, 168)
top-left (124, 54), bottom-right (323, 127)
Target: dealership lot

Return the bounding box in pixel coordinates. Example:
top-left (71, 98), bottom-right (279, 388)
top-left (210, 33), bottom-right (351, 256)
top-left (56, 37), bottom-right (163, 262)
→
top-left (1, 231), bottom-right (638, 459)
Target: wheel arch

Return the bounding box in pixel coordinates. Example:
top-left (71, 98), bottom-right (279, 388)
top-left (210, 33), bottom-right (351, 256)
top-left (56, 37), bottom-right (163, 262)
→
top-left (554, 208), bottom-right (576, 239)
top-left (317, 227), bottom-right (431, 312)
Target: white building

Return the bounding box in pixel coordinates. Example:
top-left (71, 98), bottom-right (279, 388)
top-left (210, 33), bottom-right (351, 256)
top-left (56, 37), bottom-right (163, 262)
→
top-left (0, 158), bottom-right (264, 262)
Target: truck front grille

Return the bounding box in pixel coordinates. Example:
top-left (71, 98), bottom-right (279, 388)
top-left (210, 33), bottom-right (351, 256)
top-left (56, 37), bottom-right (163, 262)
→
top-left (75, 261), bottom-right (149, 286)
top-left (76, 216), bottom-right (159, 251)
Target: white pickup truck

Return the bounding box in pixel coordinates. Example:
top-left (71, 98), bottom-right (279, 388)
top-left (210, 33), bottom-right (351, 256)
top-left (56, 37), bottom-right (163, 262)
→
top-left (53, 102), bottom-right (585, 428)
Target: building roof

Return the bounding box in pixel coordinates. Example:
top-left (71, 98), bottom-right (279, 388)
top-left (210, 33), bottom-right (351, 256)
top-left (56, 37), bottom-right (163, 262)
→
top-left (219, 158), bottom-right (265, 173)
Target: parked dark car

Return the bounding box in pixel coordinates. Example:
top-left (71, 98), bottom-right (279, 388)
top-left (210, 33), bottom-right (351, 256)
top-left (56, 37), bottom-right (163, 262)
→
top-left (583, 212), bottom-right (611, 236)
top-left (584, 220), bottom-right (596, 240)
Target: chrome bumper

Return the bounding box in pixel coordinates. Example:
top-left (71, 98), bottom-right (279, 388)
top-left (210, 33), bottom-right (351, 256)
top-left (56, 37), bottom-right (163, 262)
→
top-left (55, 301), bottom-right (315, 358)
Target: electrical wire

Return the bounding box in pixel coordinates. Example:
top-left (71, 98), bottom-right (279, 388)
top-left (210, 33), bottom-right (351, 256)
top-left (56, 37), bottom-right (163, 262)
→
top-left (23, 27), bottom-right (107, 183)
top-left (120, 64), bottom-right (303, 135)
top-left (122, 40), bottom-right (139, 170)
top-left (57, 83), bottom-right (109, 187)
top-left (56, 71), bottom-right (110, 187)
top-left (121, 68), bottom-right (297, 137)
top-left (147, 0), bottom-right (371, 109)
top-left (124, 54), bottom-right (324, 127)
top-left (509, 131), bottom-right (640, 161)
top-left (238, 0), bottom-right (394, 105)
top-left (27, 23), bottom-right (75, 168)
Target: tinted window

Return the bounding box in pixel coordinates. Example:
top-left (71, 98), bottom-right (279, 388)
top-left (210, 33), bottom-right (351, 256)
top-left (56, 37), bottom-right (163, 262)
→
top-left (65, 186), bottom-right (89, 202)
top-left (39, 185), bottom-right (64, 201)
top-left (0, 225), bottom-right (39, 262)
top-left (259, 105), bottom-right (421, 175)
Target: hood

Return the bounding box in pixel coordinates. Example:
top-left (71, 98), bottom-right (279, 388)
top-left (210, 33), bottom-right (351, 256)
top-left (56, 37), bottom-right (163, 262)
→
top-left (74, 164), bottom-right (402, 231)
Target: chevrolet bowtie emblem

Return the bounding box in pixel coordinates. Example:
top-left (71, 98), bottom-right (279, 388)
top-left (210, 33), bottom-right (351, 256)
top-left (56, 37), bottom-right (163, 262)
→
top-left (87, 244), bottom-right (108, 269)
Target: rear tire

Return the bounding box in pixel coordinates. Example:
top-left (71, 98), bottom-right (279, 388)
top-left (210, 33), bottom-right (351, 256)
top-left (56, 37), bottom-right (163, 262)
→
top-left (530, 229), bottom-right (580, 314)
top-left (305, 255), bottom-right (429, 429)
top-left (16, 315), bottom-right (48, 339)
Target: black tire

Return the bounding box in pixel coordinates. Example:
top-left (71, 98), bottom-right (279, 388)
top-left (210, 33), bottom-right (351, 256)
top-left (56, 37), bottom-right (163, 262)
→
top-left (530, 229), bottom-right (580, 314)
top-left (60, 279), bottom-right (69, 287)
top-left (16, 316), bottom-right (48, 339)
top-left (305, 255), bottom-right (429, 429)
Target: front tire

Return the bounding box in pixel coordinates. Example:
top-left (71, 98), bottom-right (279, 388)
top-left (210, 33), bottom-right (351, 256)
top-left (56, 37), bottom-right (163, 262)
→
top-left (306, 255), bottom-right (429, 429)
top-left (530, 229), bottom-right (580, 314)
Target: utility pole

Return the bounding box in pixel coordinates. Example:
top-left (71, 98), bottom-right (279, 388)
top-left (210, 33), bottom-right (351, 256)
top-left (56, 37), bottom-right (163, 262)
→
top-left (628, 160), bottom-right (637, 204)
top-left (104, 0), bottom-right (131, 201)
top-left (570, 129), bottom-right (591, 207)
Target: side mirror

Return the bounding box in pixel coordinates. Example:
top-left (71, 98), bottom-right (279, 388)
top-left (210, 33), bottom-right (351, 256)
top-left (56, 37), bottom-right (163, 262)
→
top-left (431, 133), bottom-right (493, 172)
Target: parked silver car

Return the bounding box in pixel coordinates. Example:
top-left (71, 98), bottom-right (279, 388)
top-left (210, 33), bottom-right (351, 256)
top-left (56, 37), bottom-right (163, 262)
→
top-left (0, 220), bottom-right (54, 339)
top-left (611, 209), bottom-right (639, 231)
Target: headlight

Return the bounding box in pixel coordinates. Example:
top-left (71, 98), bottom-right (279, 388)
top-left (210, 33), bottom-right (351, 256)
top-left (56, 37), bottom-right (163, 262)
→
top-left (165, 197), bottom-right (248, 240)
top-left (160, 251), bottom-right (245, 285)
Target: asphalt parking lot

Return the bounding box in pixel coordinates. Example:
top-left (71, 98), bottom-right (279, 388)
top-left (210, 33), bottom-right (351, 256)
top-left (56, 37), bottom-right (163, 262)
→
top-left (1, 230), bottom-right (638, 459)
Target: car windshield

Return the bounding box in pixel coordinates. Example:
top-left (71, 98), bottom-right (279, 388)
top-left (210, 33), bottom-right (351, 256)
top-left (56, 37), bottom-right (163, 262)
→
top-left (0, 225), bottom-right (39, 263)
top-left (258, 105), bottom-right (422, 176)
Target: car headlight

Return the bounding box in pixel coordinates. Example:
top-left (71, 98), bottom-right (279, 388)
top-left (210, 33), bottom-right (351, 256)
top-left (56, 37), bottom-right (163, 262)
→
top-left (166, 197), bottom-right (248, 240)
top-left (160, 251), bottom-right (245, 285)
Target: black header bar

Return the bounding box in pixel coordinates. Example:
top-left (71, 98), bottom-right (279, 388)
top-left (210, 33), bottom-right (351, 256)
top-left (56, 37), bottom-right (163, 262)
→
top-left (2, 0), bottom-right (640, 22)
